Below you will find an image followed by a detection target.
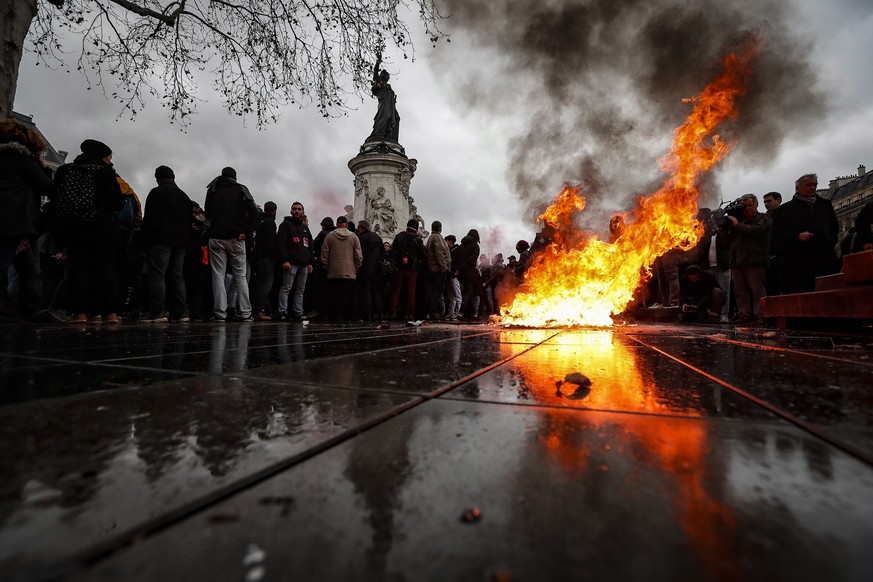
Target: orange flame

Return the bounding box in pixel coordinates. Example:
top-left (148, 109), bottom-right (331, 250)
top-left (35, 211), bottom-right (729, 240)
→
top-left (501, 42), bottom-right (759, 327)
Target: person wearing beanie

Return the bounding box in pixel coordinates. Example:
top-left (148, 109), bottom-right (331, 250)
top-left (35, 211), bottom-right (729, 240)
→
top-left (355, 218), bottom-right (384, 320)
top-left (53, 137), bottom-right (125, 324)
top-left (389, 217), bottom-right (425, 320)
top-left (79, 139), bottom-right (113, 162)
top-left (453, 228), bottom-right (481, 319)
top-left (425, 220), bottom-right (450, 320)
top-left (276, 201), bottom-right (314, 321)
top-left (204, 167), bottom-right (259, 321)
top-left (140, 165), bottom-right (193, 323)
top-left (320, 215), bottom-right (362, 320)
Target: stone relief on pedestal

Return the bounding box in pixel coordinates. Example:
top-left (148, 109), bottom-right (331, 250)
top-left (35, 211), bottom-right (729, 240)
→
top-left (367, 186), bottom-right (398, 235)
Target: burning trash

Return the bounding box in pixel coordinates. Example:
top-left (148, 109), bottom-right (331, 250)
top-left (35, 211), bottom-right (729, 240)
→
top-left (500, 42), bottom-right (759, 328)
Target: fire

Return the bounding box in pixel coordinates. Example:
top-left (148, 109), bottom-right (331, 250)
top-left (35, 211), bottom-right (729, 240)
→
top-left (501, 42), bottom-right (759, 327)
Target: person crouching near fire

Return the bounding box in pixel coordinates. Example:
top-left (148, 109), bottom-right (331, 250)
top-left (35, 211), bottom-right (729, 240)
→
top-left (678, 265), bottom-right (726, 324)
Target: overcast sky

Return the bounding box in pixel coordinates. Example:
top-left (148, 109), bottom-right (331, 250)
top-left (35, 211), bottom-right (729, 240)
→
top-left (13, 0), bottom-right (873, 257)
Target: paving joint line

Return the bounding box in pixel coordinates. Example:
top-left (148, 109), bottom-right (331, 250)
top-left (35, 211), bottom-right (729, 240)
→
top-left (626, 332), bottom-right (873, 468)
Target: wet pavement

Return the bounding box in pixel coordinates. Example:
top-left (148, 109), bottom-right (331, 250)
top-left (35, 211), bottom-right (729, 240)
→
top-left (1, 320), bottom-right (872, 581)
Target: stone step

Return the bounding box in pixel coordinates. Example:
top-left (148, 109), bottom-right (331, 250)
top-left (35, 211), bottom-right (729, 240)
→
top-left (762, 287), bottom-right (873, 320)
top-left (842, 249), bottom-right (873, 284)
top-left (815, 273), bottom-right (847, 291)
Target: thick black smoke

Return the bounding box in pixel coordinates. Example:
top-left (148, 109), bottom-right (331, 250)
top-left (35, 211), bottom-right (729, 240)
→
top-left (436, 0), bottom-right (826, 224)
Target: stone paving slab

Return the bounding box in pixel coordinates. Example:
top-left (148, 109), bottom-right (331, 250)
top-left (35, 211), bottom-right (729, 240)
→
top-left (0, 376), bottom-right (422, 578)
top-left (79, 398), bottom-right (873, 582)
top-left (1, 321), bottom-right (871, 581)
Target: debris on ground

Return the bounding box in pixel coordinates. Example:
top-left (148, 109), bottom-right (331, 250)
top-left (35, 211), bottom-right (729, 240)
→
top-left (460, 507), bottom-right (482, 523)
top-left (555, 372), bottom-right (592, 399)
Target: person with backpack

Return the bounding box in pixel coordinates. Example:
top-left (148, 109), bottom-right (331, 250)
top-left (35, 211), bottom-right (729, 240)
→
top-left (52, 139), bottom-right (125, 324)
top-left (140, 165), bottom-right (193, 323)
top-left (389, 218), bottom-right (425, 320)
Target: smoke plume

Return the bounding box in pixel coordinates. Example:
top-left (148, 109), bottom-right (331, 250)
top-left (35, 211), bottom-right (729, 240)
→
top-left (435, 0), bottom-right (826, 225)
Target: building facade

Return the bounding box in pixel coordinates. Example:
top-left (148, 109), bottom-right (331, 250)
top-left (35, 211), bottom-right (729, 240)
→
top-left (825, 164), bottom-right (873, 240)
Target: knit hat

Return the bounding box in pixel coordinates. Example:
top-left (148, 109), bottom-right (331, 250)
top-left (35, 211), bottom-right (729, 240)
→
top-left (467, 228), bottom-right (480, 242)
top-left (407, 218), bottom-right (420, 229)
top-left (320, 216), bottom-right (335, 228)
top-left (221, 166), bottom-right (237, 179)
top-left (155, 165), bottom-right (175, 180)
top-left (357, 219), bottom-right (371, 231)
top-left (80, 139), bottom-right (112, 159)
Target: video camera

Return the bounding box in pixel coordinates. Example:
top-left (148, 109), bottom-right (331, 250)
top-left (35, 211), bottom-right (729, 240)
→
top-left (711, 197), bottom-right (745, 227)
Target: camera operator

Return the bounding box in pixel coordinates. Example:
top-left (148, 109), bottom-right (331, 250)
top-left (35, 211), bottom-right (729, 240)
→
top-left (723, 193), bottom-right (772, 325)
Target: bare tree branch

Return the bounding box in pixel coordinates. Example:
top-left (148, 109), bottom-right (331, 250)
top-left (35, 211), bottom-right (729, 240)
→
top-left (19, 0), bottom-right (449, 127)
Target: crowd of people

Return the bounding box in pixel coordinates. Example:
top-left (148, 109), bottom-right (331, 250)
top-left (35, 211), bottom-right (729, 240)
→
top-left (0, 125), bottom-right (540, 324)
top-left (2, 119), bottom-right (872, 326)
top-left (647, 174), bottom-right (873, 326)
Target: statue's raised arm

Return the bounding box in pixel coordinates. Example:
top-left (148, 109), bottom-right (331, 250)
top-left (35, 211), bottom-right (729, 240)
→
top-left (365, 53), bottom-right (401, 144)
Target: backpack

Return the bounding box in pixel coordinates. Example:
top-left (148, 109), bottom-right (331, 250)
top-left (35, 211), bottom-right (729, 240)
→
top-left (116, 197), bottom-right (135, 230)
top-left (393, 232), bottom-right (418, 267)
top-left (56, 163), bottom-right (102, 225)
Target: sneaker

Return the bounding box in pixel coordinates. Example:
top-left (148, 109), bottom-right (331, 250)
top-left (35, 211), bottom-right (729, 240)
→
top-left (67, 313), bottom-right (87, 324)
top-left (277, 312), bottom-right (290, 322)
top-left (239, 315), bottom-right (254, 322)
top-left (255, 310), bottom-right (272, 322)
top-left (88, 315), bottom-right (102, 324)
top-left (104, 313), bottom-right (120, 325)
top-left (210, 316), bottom-right (227, 323)
top-left (145, 313), bottom-right (169, 323)
top-left (179, 313), bottom-right (191, 323)
top-left (718, 315), bottom-right (730, 324)
top-left (292, 313), bottom-right (308, 321)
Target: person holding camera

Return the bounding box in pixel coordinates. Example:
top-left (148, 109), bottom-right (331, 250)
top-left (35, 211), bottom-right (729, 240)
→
top-left (723, 193), bottom-right (772, 325)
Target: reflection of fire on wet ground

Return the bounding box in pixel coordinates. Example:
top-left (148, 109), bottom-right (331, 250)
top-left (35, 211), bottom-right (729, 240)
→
top-left (501, 332), bottom-right (738, 576)
top-left (499, 42), bottom-right (759, 328)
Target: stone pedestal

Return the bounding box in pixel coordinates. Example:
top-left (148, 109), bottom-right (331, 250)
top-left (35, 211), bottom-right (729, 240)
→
top-left (348, 142), bottom-right (419, 242)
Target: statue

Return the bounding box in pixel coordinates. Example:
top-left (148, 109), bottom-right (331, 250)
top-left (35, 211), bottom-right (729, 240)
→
top-left (344, 204), bottom-right (354, 223)
top-left (365, 53), bottom-right (400, 143)
top-left (367, 187), bottom-right (397, 234)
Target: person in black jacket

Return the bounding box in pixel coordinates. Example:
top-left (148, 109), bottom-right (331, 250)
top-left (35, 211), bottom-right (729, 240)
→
top-left (141, 165), bottom-right (193, 322)
top-left (773, 173), bottom-right (839, 294)
top-left (53, 139), bottom-right (125, 324)
top-left (355, 219), bottom-right (384, 320)
top-left (252, 201), bottom-right (278, 320)
top-left (453, 228), bottom-right (481, 319)
top-left (276, 201), bottom-right (314, 321)
top-left (0, 118), bottom-right (59, 322)
top-left (389, 219), bottom-right (425, 320)
top-left (204, 167), bottom-right (258, 321)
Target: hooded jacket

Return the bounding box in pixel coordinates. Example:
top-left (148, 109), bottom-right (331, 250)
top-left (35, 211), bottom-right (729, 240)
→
top-left (276, 215), bottom-right (314, 265)
top-left (321, 226), bottom-right (363, 279)
top-left (0, 142), bottom-right (55, 237)
top-left (204, 175), bottom-right (258, 239)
